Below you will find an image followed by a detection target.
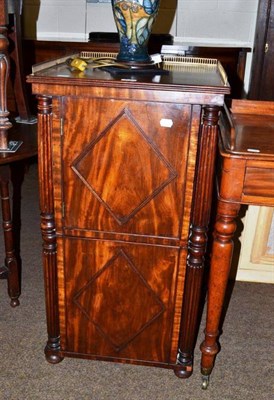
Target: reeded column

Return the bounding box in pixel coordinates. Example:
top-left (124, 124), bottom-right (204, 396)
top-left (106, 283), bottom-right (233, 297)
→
top-left (37, 95), bottom-right (63, 363)
top-left (175, 105), bottom-right (221, 378)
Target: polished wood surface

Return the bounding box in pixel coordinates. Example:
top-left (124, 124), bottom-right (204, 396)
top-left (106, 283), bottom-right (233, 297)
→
top-left (0, 1), bottom-right (8, 25)
top-left (28, 57), bottom-right (228, 92)
top-left (200, 100), bottom-right (274, 386)
top-left (28, 55), bottom-right (229, 379)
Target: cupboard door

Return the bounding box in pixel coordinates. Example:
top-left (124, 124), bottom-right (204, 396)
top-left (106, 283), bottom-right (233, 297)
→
top-left (60, 238), bottom-right (185, 364)
top-left (60, 97), bottom-right (199, 239)
top-left (249, 0), bottom-right (274, 100)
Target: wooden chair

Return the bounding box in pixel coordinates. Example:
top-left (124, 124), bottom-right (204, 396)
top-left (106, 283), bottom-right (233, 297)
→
top-left (0, 0), bottom-right (37, 306)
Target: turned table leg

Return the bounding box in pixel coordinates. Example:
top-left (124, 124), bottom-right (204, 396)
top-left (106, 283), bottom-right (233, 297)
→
top-left (0, 164), bottom-right (20, 306)
top-left (200, 199), bottom-right (241, 388)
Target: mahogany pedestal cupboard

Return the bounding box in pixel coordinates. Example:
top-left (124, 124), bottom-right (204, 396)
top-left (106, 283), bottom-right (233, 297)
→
top-left (27, 54), bottom-right (230, 384)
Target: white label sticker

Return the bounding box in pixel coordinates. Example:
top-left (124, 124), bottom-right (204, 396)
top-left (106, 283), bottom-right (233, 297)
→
top-left (160, 118), bottom-right (173, 128)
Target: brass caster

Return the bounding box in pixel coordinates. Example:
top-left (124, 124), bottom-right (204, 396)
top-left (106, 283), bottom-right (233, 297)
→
top-left (10, 298), bottom-right (20, 307)
top-left (202, 375), bottom-right (210, 390)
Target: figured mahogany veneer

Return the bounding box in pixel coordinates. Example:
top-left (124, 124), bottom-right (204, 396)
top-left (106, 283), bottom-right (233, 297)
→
top-left (27, 55), bottom-right (229, 379)
top-left (200, 100), bottom-right (274, 382)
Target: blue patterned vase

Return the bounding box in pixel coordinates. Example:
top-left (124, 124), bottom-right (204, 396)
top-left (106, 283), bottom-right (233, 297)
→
top-left (111, 0), bottom-right (161, 65)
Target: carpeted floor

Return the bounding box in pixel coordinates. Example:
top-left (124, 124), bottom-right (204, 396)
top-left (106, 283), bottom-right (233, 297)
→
top-left (0, 163), bottom-right (273, 400)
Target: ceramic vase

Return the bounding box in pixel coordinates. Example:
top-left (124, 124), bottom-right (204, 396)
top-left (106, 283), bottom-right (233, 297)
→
top-left (111, 0), bottom-right (161, 66)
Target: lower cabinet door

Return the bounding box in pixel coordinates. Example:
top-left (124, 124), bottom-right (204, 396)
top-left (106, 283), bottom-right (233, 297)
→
top-left (59, 237), bottom-right (186, 365)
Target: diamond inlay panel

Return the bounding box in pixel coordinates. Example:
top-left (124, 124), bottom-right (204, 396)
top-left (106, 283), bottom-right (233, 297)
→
top-left (72, 108), bottom-right (177, 224)
top-left (73, 249), bottom-right (165, 352)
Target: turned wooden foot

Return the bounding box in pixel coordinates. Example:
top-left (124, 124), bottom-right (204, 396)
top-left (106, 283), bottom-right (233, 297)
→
top-left (174, 351), bottom-right (193, 378)
top-left (45, 336), bottom-right (64, 364)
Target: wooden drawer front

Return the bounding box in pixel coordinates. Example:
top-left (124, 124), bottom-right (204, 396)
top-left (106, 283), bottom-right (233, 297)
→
top-left (60, 97), bottom-right (198, 239)
top-left (243, 166), bottom-right (274, 201)
top-left (60, 238), bottom-right (185, 365)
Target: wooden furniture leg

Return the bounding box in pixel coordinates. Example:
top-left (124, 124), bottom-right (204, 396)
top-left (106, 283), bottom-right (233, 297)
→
top-left (37, 95), bottom-right (63, 364)
top-left (175, 105), bottom-right (220, 378)
top-left (200, 199), bottom-right (241, 388)
top-left (0, 164), bottom-right (20, 306)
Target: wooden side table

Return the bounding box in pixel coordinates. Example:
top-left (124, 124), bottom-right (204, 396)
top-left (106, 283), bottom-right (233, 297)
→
top-left (0, 124), bottom-right (37, 306)
top-left (0, 0), bottom-right (37, 306)
top-left (200, 99), bottom-right (274, 388)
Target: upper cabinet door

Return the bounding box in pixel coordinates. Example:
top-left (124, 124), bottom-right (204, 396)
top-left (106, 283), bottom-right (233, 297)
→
top-left (57, 97), bottom-right (200, 240)
top-left (249, 0), bottom-right (274, 100)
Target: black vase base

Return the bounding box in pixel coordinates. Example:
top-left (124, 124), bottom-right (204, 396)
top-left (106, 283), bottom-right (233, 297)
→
top-left (116, 59), bottom-right (156, 69)
top-left (102, 65), bottom-right (169, 76)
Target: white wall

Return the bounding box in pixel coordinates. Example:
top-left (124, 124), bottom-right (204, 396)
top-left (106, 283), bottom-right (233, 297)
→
top-left (23, 0), bottom-right (87, 41)
top-left (176, 0), bottom-right (258, 46)
top-left (23, 0), bottom-right (258, 46)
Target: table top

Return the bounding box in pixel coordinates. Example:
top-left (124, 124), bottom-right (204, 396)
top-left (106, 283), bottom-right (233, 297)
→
top-left (27, 53), bottom-right (230, 95)
top-left (219, 100), bottom-right (274, 160)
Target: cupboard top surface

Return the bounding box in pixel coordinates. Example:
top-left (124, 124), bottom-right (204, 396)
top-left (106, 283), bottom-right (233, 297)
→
top-left (27, 54), bottom-right (230, 95)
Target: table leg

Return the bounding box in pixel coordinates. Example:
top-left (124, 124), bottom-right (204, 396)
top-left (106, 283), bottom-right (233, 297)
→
top-left (200, 199), bottom-right (241, 388)
top-left (0, 164), bottom-right (20, 306)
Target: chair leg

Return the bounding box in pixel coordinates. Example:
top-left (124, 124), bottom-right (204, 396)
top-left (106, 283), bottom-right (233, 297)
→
top-left (0, 164), bottom-right (20, 307)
